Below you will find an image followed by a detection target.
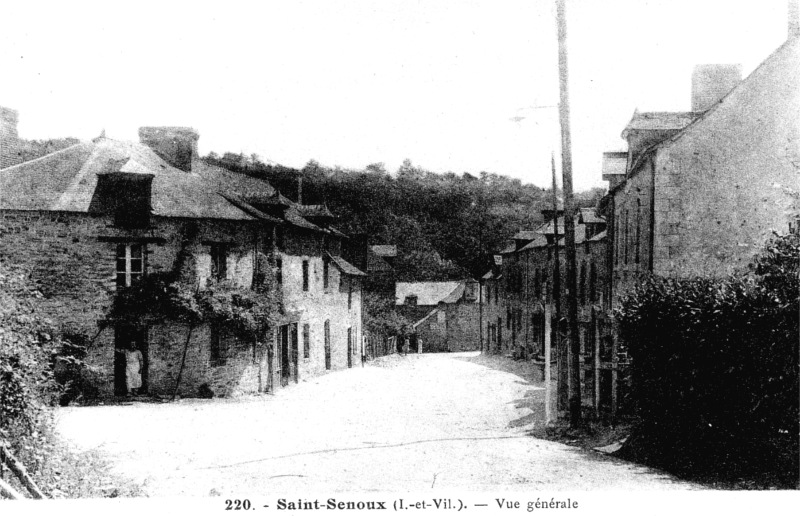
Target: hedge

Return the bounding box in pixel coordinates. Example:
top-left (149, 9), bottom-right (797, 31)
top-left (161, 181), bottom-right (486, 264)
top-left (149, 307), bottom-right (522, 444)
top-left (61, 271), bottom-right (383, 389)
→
top-left (615, 231), bottom-right (799, 486)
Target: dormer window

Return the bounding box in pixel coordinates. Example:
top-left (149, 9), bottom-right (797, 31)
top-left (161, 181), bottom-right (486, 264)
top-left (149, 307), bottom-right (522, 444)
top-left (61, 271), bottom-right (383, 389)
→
top-left (92, 170), bottom-right (154, 229)
top-left (405, 295), bottom-right (418, 306)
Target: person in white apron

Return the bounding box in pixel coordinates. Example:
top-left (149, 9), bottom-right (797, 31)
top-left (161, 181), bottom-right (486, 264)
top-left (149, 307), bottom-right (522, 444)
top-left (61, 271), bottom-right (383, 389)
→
top-left (125, 346), bottom-right (143, 396)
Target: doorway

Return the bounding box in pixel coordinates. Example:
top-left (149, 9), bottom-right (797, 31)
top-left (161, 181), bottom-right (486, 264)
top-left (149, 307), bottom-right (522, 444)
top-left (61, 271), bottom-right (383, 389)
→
top-left (114, 324), bottom-right (148, 396)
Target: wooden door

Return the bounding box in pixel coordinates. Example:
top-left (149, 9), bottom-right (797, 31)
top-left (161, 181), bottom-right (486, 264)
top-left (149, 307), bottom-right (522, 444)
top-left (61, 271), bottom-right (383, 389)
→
top-left (280, 325), bottom-right (290, 387)
top-left (347, 327), bottom-right (353, 368)
top-left (324, 320), bottom-right (331, 370)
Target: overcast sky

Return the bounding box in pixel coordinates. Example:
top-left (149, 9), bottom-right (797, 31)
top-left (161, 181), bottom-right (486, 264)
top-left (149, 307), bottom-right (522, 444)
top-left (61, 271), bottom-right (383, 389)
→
top-left (0, 0), bottom-right (790, 190)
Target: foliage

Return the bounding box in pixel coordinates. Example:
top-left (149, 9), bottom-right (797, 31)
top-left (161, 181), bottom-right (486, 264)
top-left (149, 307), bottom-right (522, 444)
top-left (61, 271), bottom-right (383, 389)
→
top-left (615, 231), bottom-right (799, 486)
top-left (1, 261), bottom-right (139, 497)
top-left (203, 153), bottom-right (602, 280)
top-left (363, 292), bottom-right (412, 336)
top-left (109, 252), bottom-right (282, 340)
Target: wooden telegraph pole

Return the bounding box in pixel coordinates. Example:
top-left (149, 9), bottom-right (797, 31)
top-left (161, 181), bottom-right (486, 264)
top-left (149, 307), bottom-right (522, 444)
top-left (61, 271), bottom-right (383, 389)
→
top-left (556, 0), bottom-right (582, 428)
top-left (550, 153), bottom-right (567, 415)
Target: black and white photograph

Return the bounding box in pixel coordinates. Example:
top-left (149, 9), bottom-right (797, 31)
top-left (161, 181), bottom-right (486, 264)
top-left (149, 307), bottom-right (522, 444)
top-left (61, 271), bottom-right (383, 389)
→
top-left (0, 0), bottom-right (798, 513)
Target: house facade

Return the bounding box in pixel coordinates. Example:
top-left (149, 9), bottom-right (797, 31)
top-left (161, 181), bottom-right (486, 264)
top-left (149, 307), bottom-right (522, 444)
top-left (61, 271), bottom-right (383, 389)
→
top-left (0, 116), bottom-right (365, 398)
top-left (395, 280), bottom-right (481, 352)
top-left (603, 36), bottom-right (800, 306)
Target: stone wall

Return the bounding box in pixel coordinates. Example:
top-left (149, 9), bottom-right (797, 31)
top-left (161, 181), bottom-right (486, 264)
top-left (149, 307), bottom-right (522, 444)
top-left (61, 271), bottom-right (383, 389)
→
top-left (278, 239), bottom-right (363, 379)
top-left (653, 40), bottom-right (800, 278)
top-left (0, 209), bottom-right (279, 397)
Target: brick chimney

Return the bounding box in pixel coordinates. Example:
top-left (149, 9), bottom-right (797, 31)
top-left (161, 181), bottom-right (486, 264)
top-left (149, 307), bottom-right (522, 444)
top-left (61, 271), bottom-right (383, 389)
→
top-left (138, 126), bottom-right (199, 172)
top-left (691, 64), bottom-right (742, 112)
top-left (0, 106), bottom-right (20, 169)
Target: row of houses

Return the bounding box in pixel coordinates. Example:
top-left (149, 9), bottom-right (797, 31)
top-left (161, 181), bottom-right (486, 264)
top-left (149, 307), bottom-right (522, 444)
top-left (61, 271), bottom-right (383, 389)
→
top-left (484, 32), bottom-right (799, 412)
top-left (0, 116), bottom-right (369, 398)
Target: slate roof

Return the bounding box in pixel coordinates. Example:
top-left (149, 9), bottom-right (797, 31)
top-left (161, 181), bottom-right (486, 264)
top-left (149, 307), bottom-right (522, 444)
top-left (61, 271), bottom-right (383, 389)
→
top-left (0, 137), bottom-right (351, 237)
top-left (395, 281), bottom-right (462, 306)
top-left (588, 230), bottom-right (607, 242)
top-left (512, 230), bottom-right (539, 241)
top-left (366, 247), bottom-right (393, 272)
top-left (371, 245), bottom-right (397, 257)
top-left (297, 204), bottom-right (335, 219)
top-left (579, 208), bottom-right (605, 224)
top-left (440, 283), bottom-right (466, 304)
top-left (0, 138), bottom-right (264, 220)
top-left (621, 111), bottom-right (700, 138)
top-left (327, 253), bottom-right (366, 276)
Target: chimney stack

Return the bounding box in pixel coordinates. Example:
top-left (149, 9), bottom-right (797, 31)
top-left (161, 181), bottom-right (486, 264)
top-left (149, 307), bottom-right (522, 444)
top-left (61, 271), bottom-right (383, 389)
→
top-left (691, 64), bottom-right (742, 112)
top-left (138, 126), bottom-right (199, 172)
top-left (0, 106), bottom-right (20, 169)
top-left (790, 0), bottom-right (800, 39)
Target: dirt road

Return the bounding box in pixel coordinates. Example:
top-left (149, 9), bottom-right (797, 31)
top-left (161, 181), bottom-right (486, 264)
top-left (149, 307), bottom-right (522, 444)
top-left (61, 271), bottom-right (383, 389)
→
top-left (55, 352), bottom-right (698, 495)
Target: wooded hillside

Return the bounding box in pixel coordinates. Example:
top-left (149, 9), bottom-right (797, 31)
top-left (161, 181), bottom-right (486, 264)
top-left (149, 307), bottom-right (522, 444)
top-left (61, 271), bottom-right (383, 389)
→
top-left (204, 153), bottom-right (604, 280)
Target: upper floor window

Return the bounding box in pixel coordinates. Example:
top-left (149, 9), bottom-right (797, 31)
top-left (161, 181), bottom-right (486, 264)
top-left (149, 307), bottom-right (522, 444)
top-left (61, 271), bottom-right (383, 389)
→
top-left (116, 243), bottom-right (145, 289)
top-left (579, 261), bottom-right (587, 304)
top-left (404, 295), bottom-right (417, 306)
top-left (348, 280), bottom-right (353, 310)
top-left (276, 258), bottom-right (283, 285)
top-left (210, 244), bottom-right (228, 282)
top-left (635, 198), bottom-right (642, 265)
top-left (302, 260), bottom-right (309, 291)
top-left (323, 258), bottom-right (330, 290)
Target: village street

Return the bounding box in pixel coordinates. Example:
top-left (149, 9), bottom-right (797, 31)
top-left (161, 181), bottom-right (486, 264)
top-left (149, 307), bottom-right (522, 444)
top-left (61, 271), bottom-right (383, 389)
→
top-left (55, 352), bottom-right (699, 496)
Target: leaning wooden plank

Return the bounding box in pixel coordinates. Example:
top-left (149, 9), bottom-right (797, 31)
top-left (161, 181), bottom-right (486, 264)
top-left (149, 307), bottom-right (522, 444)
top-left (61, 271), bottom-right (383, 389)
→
top-left (1, 446), bottom-right (45, 499)
top-left (0, 477), bottom-right (24, 500)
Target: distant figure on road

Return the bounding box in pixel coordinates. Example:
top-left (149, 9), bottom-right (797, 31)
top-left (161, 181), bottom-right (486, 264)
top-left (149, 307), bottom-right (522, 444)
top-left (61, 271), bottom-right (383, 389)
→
top-left (125, 345), bottom-right (143, 396)
top-left (417, 337), bottom-right (423, 354)
top-left (403, 337), bottom-right (410, 355)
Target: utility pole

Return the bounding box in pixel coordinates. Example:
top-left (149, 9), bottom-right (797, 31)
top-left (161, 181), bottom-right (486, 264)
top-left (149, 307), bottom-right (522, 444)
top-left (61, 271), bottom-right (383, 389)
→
top-left (551, 153), bottom-right (567, 415)
top-left (556, 0), bottom-right (581, 428)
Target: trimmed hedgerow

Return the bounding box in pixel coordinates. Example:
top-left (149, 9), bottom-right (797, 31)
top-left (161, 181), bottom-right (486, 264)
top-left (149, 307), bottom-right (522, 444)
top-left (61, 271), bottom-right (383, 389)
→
top-left (615, 231), bottom-right (799, 487)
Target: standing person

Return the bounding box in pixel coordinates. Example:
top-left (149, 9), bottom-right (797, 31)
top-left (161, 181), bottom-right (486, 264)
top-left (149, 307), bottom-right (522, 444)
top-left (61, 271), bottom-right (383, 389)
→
top-left (417, 337), bottom-right (423, 354)
top-left (403, 336), bottom-right (409, 355)
top-left (125, 344), bottom-right (143, 396)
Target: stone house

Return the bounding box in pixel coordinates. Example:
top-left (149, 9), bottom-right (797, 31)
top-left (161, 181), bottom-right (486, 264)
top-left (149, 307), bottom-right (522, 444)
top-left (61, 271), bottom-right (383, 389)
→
top-left (488, 207), bottom-right (609, 366)
top-left (395, 280), bottom-right (481, 352)
top-left (603, 35), bottom-right (800, 305)
top-left (0, 117), bottom-right (365, 398)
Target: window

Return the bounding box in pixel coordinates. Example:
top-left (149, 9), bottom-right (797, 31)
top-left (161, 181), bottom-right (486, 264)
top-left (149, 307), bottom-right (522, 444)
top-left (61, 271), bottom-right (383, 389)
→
top-left (210, 244), bottom-right (227, 281)
top-left (624, 209), bottom-right (630, 265)
top-left (323, 258), bottom-right (330, 290)
top-left (116, 243), bottom-right (145, 289)
top-left (486, 284), bottom-right (491, 303)
top-left (276, 258), bottom-right (283, 285)
top-left (589, 262), bottom-right (597, 303)
top-left (579, 261), bottom-right (587, 304)
top-left (405, 295), bottom-right (417, 306)
top-left (210, 326), bottom-right (227, 366)
top-left (635, 199), bottom-right (642, 264)
top-left (303, 323), bottom-right (310, 359)
top-left (302, 260), bottom-right (309, 291)
top-left (348, 280), bottom-right (353, 310)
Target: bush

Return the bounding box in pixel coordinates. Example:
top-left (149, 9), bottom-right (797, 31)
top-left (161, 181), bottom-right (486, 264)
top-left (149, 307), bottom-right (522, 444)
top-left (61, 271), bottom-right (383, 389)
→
top-left (1, 261), bottom-right (138, 498)
top-left (615, 231), bottom-right (799, 487)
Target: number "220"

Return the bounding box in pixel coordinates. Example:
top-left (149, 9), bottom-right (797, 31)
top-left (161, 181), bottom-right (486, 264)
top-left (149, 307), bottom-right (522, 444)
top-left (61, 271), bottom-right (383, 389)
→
top-left (225, 499), bottom-right (252, 510)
